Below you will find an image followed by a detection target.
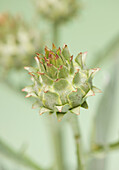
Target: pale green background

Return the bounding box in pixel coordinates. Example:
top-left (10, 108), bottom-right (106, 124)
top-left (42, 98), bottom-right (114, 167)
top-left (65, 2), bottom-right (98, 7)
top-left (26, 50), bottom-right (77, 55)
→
top-left (0, 0), bottom-right (119, 169)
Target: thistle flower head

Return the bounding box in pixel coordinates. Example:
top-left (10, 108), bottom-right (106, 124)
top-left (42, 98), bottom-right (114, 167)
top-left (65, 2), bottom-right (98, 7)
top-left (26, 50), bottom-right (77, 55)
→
top-left (23, 44), bottom-right (101, 121)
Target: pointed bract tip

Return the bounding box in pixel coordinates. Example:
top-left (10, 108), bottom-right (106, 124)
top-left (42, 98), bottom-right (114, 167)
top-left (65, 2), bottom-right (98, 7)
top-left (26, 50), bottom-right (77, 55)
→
top-left (32, 105), bottom-right (36, 109)
top-left (31, 77), bottom-right (34, 81)
top-left (24, 66), bottom-right (28, 70)
top-left (58, 65), bottom-right (63, 70)
top-left (44, 90), bottom-right (48, 93)
top-left (94, 67), bottom-right (101, 71)
top-left (47, 63), bottom-right (53, 67)
top-left (98, 89), bottom-right (102, 93)
top-left (25, 94), bottom-right (31, 98)
top-left (36, 52), bottom-right (40, 56)
top-left (45, 46), bottom-right (50, 52)
top-left (79, 52), bottom-right (82, 55)
top-left (55, 54), bottom-right (59, 60)
top-left (52, 43), bottom-right (56, 49)
top-left (70, 55), bottom-right (73, 61)
top-left (28, 72), bottom-right (35, 77)
top-left (39, 112), bottom-right (43, 115)
top-left (92, 93), bottom-right (95, 96)
top-left (55, 78), bottom-right (60, 82)
top-left (84, 51), bottom-right (88, 55)
top-left (34, 56), bottom-right (39, 60)
top-left (22, 88), bottom-right (25, 92)
top-left (63, 44), bottom-right (67, 48)
top-left (56, 106), bottom-right (63, 112)
top-left (37, 72), bottom-right (45, 75)
top-left (76, 69), bottom-right (80, 73)
top-left (72, 88), bottom-right (77, 92)
top-left (57, 47), bottom-right (61, 53)
top-left (75, 113), bottom-right (80, 115)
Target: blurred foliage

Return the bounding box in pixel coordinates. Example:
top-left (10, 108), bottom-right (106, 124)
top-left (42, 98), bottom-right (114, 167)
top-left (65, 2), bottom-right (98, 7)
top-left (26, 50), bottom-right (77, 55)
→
top-left (92, 33), bottom-right (119, 67)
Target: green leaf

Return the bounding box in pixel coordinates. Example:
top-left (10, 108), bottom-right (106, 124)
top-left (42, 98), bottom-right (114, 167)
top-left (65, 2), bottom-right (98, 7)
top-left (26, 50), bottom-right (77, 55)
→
top-left (93, 63), bottom-right (119, 144)
top-left (92, 33), bottom-right (119, 66)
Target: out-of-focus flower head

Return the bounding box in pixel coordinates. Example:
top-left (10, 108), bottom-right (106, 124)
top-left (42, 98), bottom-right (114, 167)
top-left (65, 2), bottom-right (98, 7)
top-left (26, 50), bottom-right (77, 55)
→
top-left (0, 13), bottom-right (44, 74)
top-left (35, 0), bottom-right (81, 24)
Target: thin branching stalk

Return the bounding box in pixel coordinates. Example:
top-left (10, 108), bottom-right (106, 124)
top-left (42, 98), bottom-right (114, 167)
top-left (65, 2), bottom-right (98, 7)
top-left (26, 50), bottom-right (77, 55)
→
top-left (0, 139), bottom-right (46, 170)
top-left (69, 115), bottom-right (85, 170)
top-left (50, 115), bottom-right (64, 170)
top-left (89, 141), bottom-right (119, 158)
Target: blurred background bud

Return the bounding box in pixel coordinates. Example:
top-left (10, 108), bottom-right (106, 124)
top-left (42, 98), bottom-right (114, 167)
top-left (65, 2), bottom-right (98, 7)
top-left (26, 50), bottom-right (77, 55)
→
top-left (0, 12), bottom-right (44, 77)
top-left (34, 0), bottom-right (81, 24)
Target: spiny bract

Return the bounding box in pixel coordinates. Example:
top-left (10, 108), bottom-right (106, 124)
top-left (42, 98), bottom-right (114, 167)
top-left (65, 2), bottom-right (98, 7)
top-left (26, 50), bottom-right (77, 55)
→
top-left (23, 44), bottom-right (101, 121)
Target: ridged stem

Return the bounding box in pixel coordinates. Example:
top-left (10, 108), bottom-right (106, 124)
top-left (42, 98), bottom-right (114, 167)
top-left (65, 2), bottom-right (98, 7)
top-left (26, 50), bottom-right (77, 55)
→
top-left (70, 115), bottom-right (85, 170)
top-left (51, 115), bottom-right (64, 170)
top-left (56, 124), bottom-right (64, 170)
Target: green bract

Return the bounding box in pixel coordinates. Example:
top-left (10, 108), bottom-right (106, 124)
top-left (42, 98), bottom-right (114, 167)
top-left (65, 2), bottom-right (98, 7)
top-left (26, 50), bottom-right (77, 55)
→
top-left (23, 44), bottom-right (101, 120)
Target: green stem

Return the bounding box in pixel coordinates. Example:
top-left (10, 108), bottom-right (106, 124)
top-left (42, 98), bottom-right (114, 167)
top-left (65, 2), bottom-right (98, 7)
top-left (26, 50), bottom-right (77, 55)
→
top-left (53, 22), bottom-right (59, 46)
top-left (69, 115), bottom-right (85, 170)
top-left (89, 141), bottom-right (119, 158)
top-left (50, 114), bottom-right (64, 170)
top-left (56, 125), bottom-right (64, 170)
top-left (0, 138), bottom-right (46, 170)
